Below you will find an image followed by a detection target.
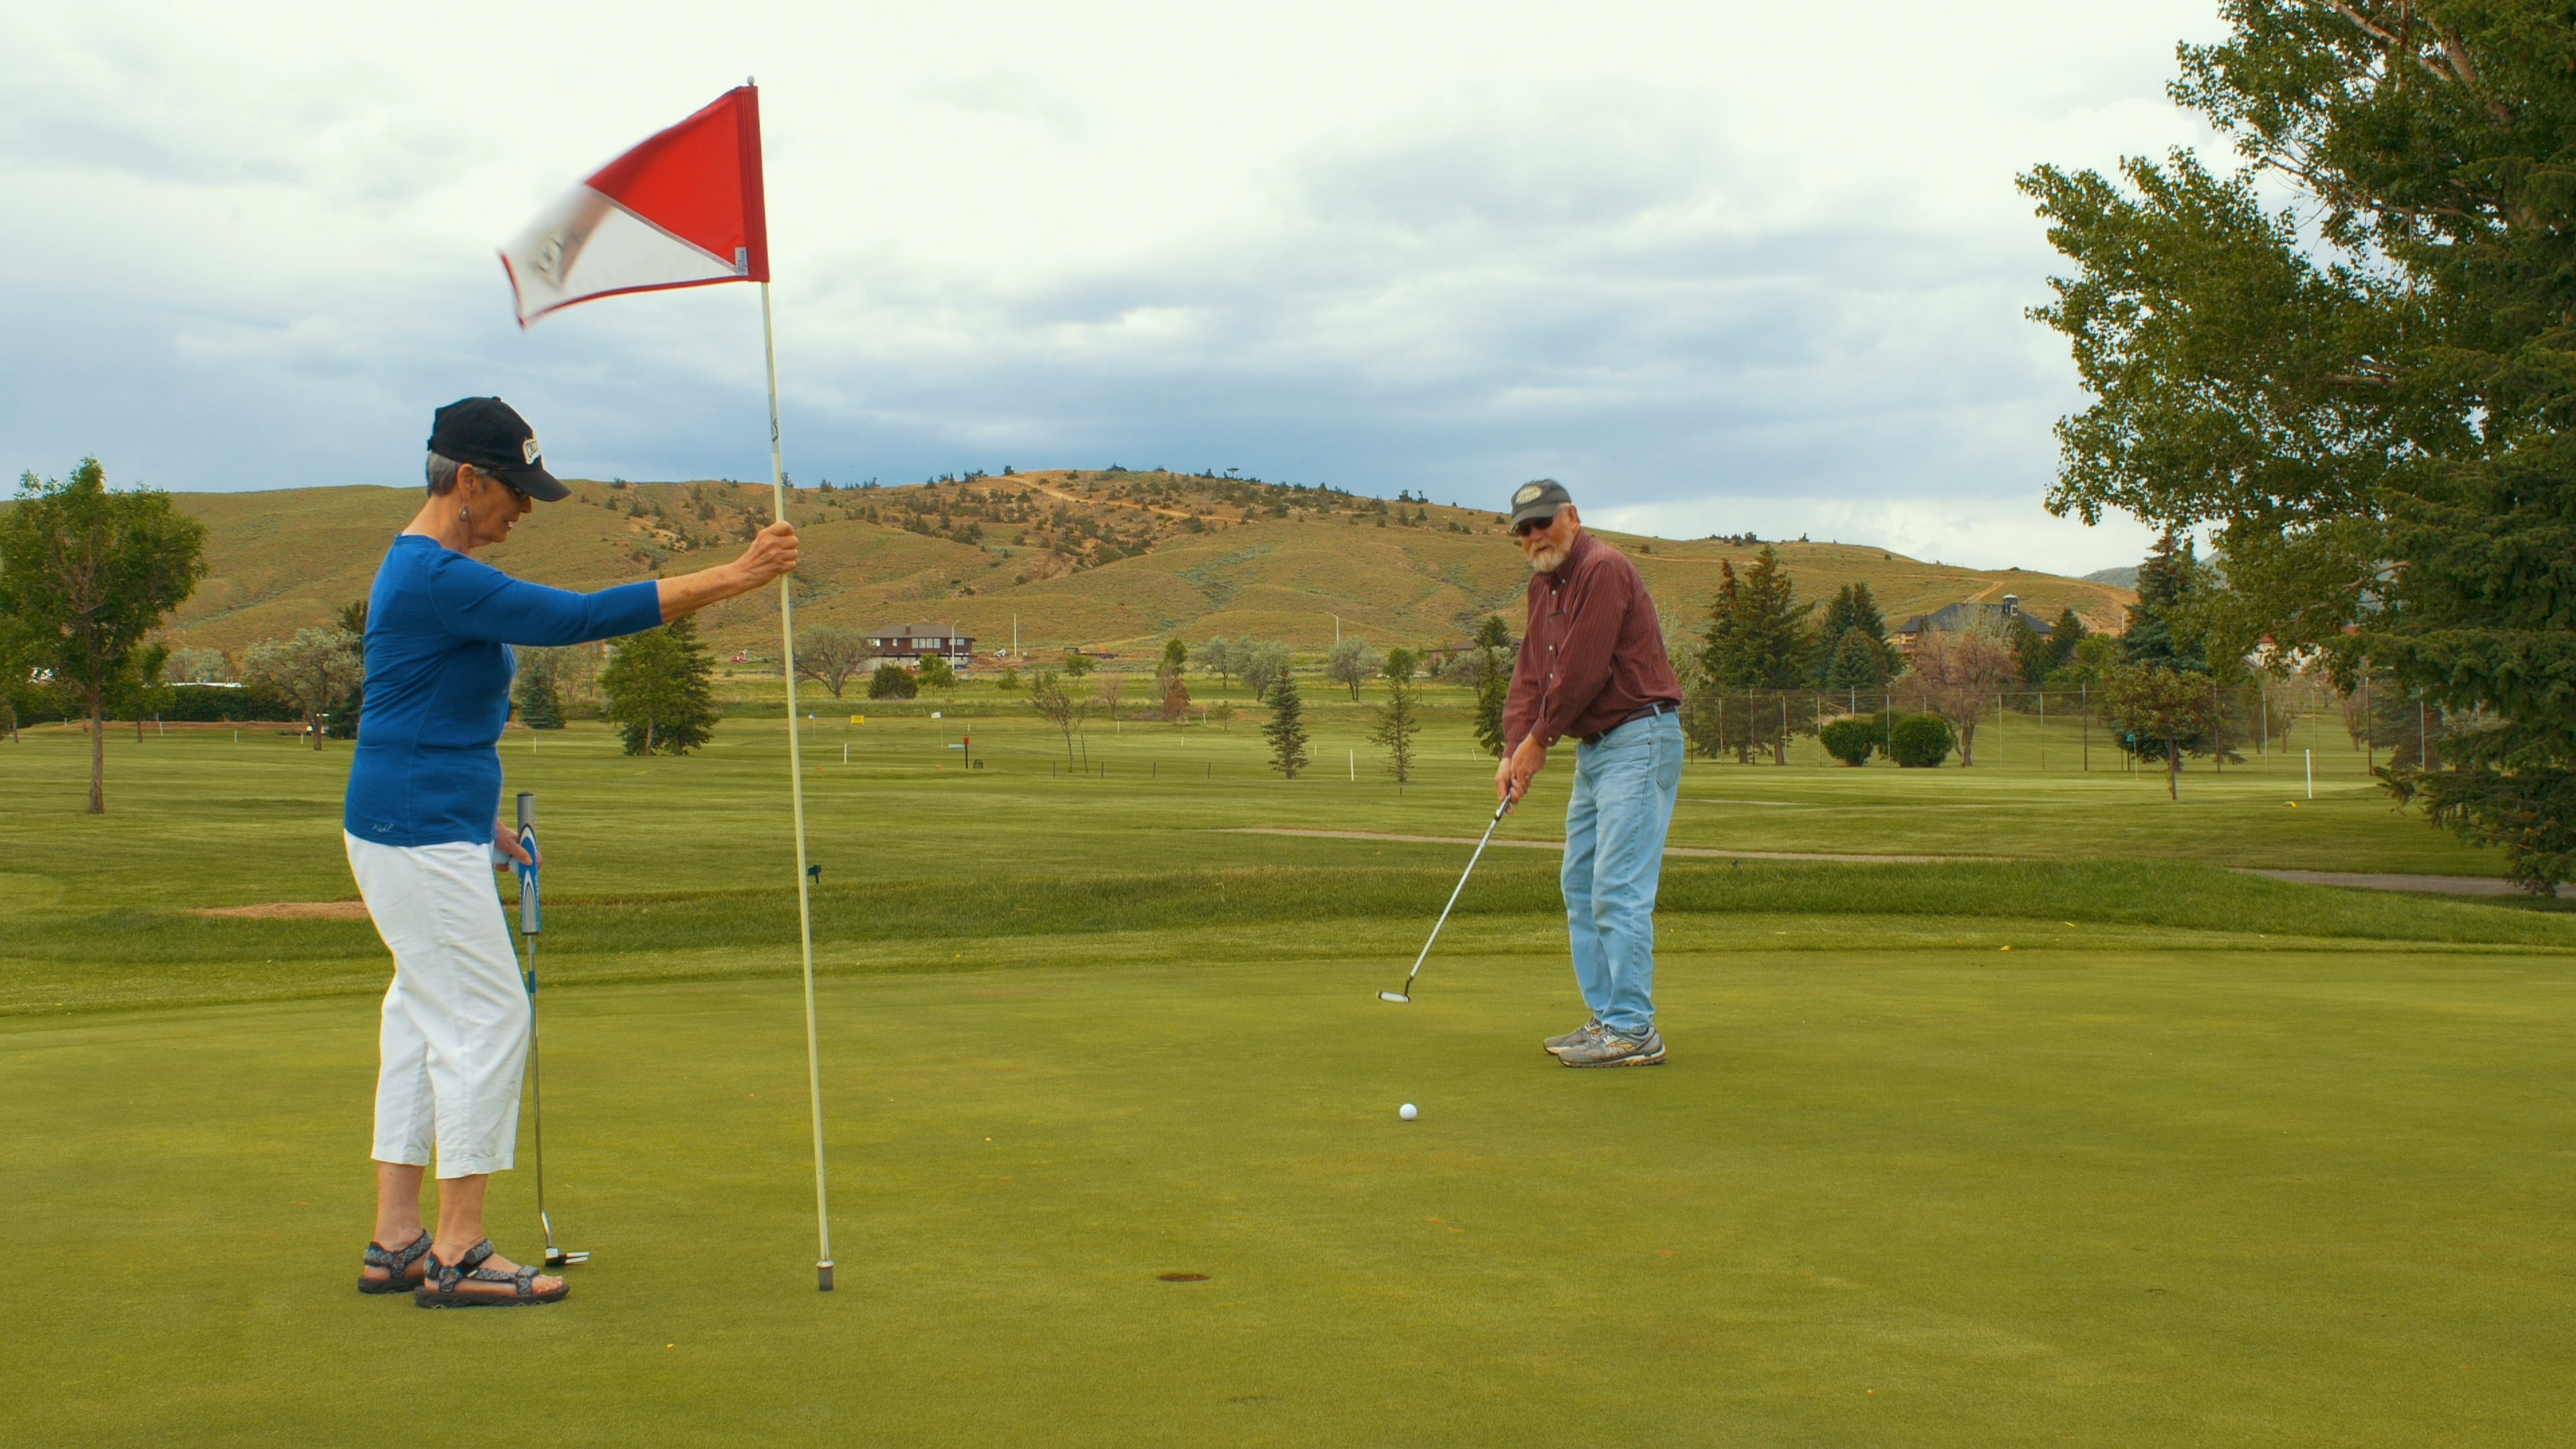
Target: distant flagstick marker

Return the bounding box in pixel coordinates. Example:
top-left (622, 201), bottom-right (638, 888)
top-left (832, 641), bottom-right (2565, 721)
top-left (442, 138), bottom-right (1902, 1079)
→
top-left (499, 80), bottom-right (835, 1294)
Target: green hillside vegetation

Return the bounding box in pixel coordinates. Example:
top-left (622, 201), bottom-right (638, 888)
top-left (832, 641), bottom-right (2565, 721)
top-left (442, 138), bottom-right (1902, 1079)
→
top-left (127, 470), bottom-right (2134, 662)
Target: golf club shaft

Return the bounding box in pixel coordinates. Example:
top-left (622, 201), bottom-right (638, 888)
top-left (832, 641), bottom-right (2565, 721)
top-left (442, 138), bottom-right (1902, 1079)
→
top-left (516, 792), bottom-right (553, 1252)
top-left (1399, 794), bottom-right (1515, 993)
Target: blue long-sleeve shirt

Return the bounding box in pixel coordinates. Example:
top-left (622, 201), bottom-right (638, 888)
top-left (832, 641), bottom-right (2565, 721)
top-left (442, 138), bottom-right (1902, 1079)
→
top-left (345, 533), bottom-right (663, 847)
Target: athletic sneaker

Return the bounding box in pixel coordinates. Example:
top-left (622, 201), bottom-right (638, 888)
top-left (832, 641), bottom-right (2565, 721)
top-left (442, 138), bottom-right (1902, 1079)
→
top-left (1558, 1028), bottom-right (1665, 1068)
top-left (1543, 1019), bottom-right (1603, 1056)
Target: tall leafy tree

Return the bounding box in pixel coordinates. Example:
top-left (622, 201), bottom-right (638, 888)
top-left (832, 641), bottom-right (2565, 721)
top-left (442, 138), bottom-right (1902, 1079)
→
top-left (1263, 669), bottom-right (1311, 779)
top-left (2101, 662), bottom-right (2221, 801)
top-left (2021, 2), bottom-right (2576, 887)
top-left (327, 596), bottom-right (368, 739)
top-left (1324, 637), bottom-right (1381, 700)
top-left (1195, 636), bottom-right (1236, 691)
top-left (792, 626), bottom-right (870, 700)
top-left (0, 459), bottom-right (209, 811)
top-left (600, 616), bottom-right (718, 756)
top-left (244, 629), bottom-right (362, 751)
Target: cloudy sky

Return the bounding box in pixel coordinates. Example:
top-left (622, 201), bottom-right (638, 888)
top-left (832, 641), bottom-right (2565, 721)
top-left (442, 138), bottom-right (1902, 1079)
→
top-left (0, 1), bottom-right (2227, 572)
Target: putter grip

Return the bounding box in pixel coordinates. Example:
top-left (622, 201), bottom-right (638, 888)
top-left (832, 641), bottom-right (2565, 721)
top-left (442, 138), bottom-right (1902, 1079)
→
top-left (517, 792), bottom-right (535, 832)
top-left (515, 792), bottom-right (539, 936)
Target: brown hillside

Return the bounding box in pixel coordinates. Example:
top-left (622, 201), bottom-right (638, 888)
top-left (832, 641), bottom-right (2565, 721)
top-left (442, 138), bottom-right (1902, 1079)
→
top-left (145, 470), bottom-right (2135, 661)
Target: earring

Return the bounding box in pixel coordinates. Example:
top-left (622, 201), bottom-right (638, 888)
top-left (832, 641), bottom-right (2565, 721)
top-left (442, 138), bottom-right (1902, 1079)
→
top-left (459, 504), bottom-right (472, 525)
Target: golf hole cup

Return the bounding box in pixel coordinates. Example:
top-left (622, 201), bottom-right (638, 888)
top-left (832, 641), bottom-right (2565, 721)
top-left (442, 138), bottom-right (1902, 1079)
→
top-left (1399, 1104), bottom-right (1418, 1121)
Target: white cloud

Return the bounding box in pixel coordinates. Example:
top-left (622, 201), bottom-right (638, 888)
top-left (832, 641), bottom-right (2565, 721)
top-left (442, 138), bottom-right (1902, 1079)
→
top-left (0, 0), bottom-right (2229, 572)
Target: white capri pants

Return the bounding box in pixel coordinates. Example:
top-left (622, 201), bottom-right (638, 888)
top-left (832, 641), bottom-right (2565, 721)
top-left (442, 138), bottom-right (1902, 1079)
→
top-left (345, 831), bottom-right (529, 1179)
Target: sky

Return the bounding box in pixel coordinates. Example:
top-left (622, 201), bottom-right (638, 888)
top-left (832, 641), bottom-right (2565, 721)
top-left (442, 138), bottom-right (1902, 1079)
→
top-left (0, 1), bottom-right (2232, 573)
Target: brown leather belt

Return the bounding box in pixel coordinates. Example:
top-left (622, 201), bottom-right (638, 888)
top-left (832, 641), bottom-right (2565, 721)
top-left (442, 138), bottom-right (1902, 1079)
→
top-left (1580, 700), bottom-right (1678, 746)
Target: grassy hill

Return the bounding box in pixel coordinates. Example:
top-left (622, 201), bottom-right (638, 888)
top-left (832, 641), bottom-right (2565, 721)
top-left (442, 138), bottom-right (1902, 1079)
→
top-left (146, 470), bottom-right (2135, 661)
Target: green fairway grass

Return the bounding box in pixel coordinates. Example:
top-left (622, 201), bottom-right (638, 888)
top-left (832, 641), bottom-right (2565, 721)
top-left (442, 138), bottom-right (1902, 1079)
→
top-left (5, 708), bottom-right (2572, 1442)
top-left (7, 950), bottom-right (2573, 1445)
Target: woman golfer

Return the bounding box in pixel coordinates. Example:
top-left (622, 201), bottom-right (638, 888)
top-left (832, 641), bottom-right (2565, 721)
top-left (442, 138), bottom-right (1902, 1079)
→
top-left (350, 397), bottom-right (797, 1307)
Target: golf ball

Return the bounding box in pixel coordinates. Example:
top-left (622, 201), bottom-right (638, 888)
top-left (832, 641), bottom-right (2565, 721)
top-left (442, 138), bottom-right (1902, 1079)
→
top-left (1399, 1104), bottom-right (1417, 1120)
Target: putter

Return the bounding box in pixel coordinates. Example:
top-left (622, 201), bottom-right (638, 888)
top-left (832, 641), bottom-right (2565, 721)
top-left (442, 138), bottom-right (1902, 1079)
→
top-left (1379, 788), bottom-right (1518, 1003)
top-left (515, 793), bottom-right (587, 1269)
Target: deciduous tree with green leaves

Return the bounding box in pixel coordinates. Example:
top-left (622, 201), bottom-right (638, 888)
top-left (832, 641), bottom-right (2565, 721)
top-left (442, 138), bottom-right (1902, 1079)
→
top-left (0, 459), bottom-right (209, 810)
top-left (2021, 1), bottom-right (2576, 885)
top-left (2101, 661), bottom-right (2221, 801)
top-left (244, 629), bottom-right (362, 752)
top-left (600, 616), bottom-right (718, 755)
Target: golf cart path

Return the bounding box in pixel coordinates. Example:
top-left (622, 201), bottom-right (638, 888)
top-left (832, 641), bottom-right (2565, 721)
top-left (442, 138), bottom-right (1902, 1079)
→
top-left (1222, 830), bottom-right (2561, 896)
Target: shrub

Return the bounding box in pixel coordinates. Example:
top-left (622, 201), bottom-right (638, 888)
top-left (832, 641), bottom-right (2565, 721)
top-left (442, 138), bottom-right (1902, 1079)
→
top-left (1819, 716), bottom-right (1878, 766)
top-left (867, 663), bottom-right (918, 700)
top-left (1888, 712), bottom-right (1954, 768)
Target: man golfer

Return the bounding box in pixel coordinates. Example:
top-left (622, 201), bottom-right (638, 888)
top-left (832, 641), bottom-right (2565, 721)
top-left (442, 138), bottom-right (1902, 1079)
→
top-left (1495, 480), bottom-right (1684, 1067)
top-left (348, 397), bottom-right (798, 1305)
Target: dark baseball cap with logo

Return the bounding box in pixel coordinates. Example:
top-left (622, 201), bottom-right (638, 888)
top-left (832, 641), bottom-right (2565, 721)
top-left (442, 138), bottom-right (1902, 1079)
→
top-left (427, 396), bottom-right (568, 502)
top-left (1507, 478), bottom-right (1573, 531)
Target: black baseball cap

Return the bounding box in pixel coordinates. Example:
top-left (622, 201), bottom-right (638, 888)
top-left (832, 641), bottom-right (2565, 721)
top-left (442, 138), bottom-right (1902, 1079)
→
top-left (1507, 478), bottom-right (1572, 530)
top-left (427, 396), bottom-right (568, 502)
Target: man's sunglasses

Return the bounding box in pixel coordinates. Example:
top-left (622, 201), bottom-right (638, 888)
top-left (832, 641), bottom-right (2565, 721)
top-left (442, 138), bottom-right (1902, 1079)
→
top-left (1513, 513), bottom-right (1559, 537)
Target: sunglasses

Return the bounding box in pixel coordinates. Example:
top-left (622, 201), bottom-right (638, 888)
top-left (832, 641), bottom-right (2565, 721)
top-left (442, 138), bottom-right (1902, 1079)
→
top-left (1514, 513), bottom-right (1560, 538)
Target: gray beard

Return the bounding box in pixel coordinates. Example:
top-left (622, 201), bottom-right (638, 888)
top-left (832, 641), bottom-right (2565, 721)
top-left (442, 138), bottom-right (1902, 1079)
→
top-left (1525, 542), bottom-right (1568, 572)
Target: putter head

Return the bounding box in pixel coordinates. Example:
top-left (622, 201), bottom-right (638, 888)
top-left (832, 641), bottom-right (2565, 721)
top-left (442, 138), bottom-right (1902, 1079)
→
top-left (545, 1248), bottom-right (589, 1267)
top-left (1378, 991), bottom-right (1410, 1003)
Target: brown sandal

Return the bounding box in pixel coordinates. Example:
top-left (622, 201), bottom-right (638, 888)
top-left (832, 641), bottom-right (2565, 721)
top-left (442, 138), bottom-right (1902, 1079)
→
top-left (358, 1230), bottom-right (434, 1295)
top-left (413, 1240), bottom-right (570, 1308)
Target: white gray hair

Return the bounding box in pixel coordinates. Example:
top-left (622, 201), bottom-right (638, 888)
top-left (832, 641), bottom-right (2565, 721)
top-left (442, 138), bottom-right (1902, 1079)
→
top-left (426, 451), bottom-right (464, 496)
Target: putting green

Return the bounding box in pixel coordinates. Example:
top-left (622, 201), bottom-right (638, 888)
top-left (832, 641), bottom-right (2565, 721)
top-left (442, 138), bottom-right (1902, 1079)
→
top-left (7, 943), bottom-right (2571, 1444)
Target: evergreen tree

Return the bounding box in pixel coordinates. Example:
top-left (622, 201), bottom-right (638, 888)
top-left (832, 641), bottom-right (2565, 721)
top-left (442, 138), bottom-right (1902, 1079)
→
top-left (514, 653), bottom-right (566, 729)
top-left (1701, 545), bottom-right (1815, 688)
top-left (1263, 669), bottom-right (1311, 778)
top-left (1470, 614), bottom-right (1513, 758)
top-left (1371, 676), bottom-right (1422, 790)
top-left (1823, 627), bottom-right (1890, 691)
top-left (600, 616), bottom-right (718, 755)
top-left (1817, 582), bottom-right (1887, 653)
top-left (2121, 533), bottom-right (2207, 672)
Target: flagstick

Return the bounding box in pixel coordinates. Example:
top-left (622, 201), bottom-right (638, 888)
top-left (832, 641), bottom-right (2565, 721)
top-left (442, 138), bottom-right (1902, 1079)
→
top-left (761, 280), bottom-right (834, 1293)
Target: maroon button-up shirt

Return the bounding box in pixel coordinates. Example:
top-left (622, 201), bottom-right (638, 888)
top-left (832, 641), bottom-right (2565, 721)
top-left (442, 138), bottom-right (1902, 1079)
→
top-left (1502, 530), bottom-right (1682, 749)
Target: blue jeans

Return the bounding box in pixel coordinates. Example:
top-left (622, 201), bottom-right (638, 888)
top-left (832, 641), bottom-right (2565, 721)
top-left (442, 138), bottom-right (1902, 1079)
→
top-left (1562, 710), bottom-right (1684, 1037)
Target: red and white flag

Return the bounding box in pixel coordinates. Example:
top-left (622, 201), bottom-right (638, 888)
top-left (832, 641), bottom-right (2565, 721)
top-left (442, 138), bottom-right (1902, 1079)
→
top-left (500, 86), bottom-right (769, 327)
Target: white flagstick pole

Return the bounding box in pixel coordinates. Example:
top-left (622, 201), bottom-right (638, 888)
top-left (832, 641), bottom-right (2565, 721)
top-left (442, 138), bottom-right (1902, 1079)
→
top-left (761, 278), bottom-right (834, 1293)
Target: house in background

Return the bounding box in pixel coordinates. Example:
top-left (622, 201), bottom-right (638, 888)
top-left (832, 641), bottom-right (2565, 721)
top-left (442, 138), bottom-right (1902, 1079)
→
top-left (867, 623), bottom-right (975, 666)
top-left (1890, 594), bottom-right (2052, 653)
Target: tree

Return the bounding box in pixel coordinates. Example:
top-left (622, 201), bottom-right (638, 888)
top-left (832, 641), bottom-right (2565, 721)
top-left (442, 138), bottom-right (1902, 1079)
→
top-left (1095, 673), bottom-right (1125, 731)
top-left (2100, 662), bottom-right (2219, 801)
top-left (1263, 669), bottom-right (1311, 778)
top-left (916, 651), bottom-right (959, 693)
top-left (1196, 637), bottom-right (1236, 690)
top-left (2020, 5), bottom-right (2576, 879)
top-left (327, 597), bottom-right (368, 739)
top-left (514, 649), bottom-right (566, 729)
top-left (1372, 676), bottom-right (1421, 789)
top-left (867, 663), bottom-right (918, 700)
top-left (794, 627), bottom-right (871, 700)
top-left (1161, 669), bottom-right (1192, 722)
top-left (1816, 584), bottom-right (1888, 686)
top-left (1161, 637), bottom-right (1189, 675)
top-left (1238, 640), bottom-right (1293, 702)
top-left (0, 458), bottom-right (209, 810)
top-left (1062, 650), bottom-right (1095, 679)
top-left (1324, 637), bottom-right (1381, 700)
top-left (1901, 628), bottom-right (2017, 766)
top-left (2018, 608), bottom-right (2088, 684)
top-left (1822, 627), bottom-right (1891, 692)
top-left (995, 666), bottom-right (1022, 692)
top-left (1383, 647), bottom-right (1417, 683)
top-left (2121, 534), bottom-right (2208, 672)
top-left (1888, 713), bottom-right (1955, 768)
top-left (1028, 667), bottom-right (1083, 761)
top-left (600, 616), bottom-right (718, 755)
top-left (243, 628), bottom-right (363, 751)
top-left (1471, 614), bottom-right (1513, 758)
top-left (1701, 546), bottom-right (1815, 690)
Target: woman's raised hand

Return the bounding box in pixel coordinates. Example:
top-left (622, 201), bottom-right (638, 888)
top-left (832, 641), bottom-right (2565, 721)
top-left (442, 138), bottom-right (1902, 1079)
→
top-left (736, 521), bottom-right (800, 588)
